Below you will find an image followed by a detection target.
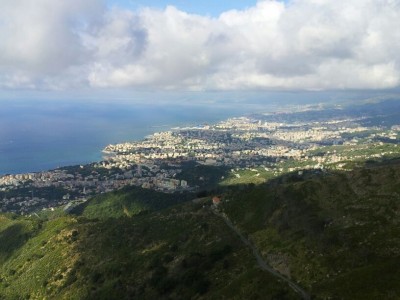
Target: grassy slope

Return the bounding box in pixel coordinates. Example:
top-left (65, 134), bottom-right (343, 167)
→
top-left (222, 160), bottom-right (400, 299)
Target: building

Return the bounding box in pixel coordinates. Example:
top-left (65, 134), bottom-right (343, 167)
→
top-left (212, 196), bottom-right (222, 206)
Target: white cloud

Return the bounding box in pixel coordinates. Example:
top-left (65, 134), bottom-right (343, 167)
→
top-left (1, 0), bottom-right (400, 91)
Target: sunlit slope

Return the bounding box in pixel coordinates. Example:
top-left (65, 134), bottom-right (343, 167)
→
top-left (0, 203), bottom-right (297, 299)
top-left (0, 216), bottom-right (80, 299)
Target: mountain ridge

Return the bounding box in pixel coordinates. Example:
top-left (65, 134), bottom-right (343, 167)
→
top-left (1, 159), bottom-right (400, 299)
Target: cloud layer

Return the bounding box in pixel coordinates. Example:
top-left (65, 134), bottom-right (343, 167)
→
top-left (1, 0), bottom-right (400, 91)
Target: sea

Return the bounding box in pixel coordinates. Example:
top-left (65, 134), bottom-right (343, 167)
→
top-left (0, 99), bottom-right (271, 175)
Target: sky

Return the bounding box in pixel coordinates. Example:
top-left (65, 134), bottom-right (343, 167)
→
top-left (1, 0), bottom-right (400, 101)
top-left (108, 0), bottom-right (259, 16)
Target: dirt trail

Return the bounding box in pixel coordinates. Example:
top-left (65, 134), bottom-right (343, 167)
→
top-left (212, 208), bottom-right (311, 300)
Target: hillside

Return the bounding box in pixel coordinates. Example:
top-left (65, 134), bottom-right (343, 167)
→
top-left (1, 159), bottom-right (400, 299)
top-left (73, 186), bottom-right (192, 219)
top-left (222, 159), bottom-right (400, 299)
top-left (0, 201), bottom-right (297, 299)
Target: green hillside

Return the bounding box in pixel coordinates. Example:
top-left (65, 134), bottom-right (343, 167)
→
top-left (75, 186), bottom-right (191, 219)
top-left (1, 160), bottom-right (400, 299)
top-left (0, 201), bottom-right (297, 299)
top-left (222, 159), bottom-right (400, 299)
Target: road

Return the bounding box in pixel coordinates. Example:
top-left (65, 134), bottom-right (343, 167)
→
top-left (212, 208), bottom-right (311, 300)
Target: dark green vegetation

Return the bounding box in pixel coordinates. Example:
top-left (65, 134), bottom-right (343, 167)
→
top-left (1, 159), bottom-right (400, 299)
top-left (0, 195), bottom-right (296, 299)
top-left (73, 186), bottom-right (191, 219)
top-left (222, 159), bottom-right (400, 299)
top-left (175, 161), bottom-right (230, 190)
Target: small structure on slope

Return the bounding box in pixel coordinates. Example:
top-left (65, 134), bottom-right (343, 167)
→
top-left (212, 196), bottom-right (222, 207)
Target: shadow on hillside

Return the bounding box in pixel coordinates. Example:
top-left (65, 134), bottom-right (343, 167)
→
top-left (0, 223), bottom-right (29, 262)
top-left (216, 157), bottom-right (400, 299)
top-left (211, 156), bottom-right (400, 249)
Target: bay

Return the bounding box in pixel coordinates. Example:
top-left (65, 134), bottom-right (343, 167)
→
top-left (0, 99), bottom-right (265, 175)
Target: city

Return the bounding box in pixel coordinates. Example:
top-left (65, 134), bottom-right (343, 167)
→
top-left (1, 105), bottom-right (399, 214)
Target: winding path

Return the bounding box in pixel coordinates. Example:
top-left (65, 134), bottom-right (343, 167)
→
top-left (212, 208), bottom-right (311, 300)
